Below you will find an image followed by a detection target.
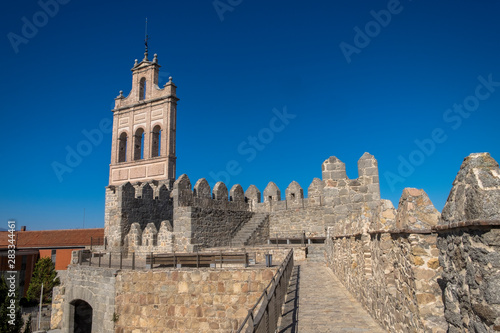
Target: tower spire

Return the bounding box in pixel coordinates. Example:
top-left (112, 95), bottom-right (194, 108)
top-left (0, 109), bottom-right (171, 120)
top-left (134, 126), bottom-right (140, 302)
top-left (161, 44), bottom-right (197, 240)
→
top-left (144, 18), bottom-right (149, 60)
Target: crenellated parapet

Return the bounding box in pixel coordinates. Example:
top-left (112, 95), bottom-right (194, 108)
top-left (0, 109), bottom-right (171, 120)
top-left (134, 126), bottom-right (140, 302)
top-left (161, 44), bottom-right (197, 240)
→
top-left (104, 179), bottom-right (174, 252)
top-left (172, 175), bottom-right (249, 212)
top-left (246, 153), bottom-right (381, 211)
top-left (245, 185), bottom-right (261, 208)
top-left (230, 184), bottom-right (245, 202)
top-left (322, 153), bottom-right (380, 204)
top-left (106, 152), bottom-right (384, 250)
top-left (263, 182), bottom-right (281, 203)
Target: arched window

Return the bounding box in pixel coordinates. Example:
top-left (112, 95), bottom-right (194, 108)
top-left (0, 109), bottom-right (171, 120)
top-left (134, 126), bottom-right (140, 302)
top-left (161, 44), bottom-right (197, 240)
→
top-left (134, 128), bottom-right (145, 160)
top-left (118, 132), bottom-right (127, 162)
top-left (151, 125), bottom-right (161, 157)
top-left (139, 77), bottom-right (146, 100)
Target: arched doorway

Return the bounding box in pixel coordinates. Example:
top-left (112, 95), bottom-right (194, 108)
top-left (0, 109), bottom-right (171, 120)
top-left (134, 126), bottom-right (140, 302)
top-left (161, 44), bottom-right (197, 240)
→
top-left (70, 299), bottom-right (92, 333)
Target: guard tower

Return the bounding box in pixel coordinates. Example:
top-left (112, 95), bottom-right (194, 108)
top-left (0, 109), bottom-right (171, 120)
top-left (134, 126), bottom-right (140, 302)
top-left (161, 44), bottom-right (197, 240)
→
top-left (108, 50), bottom-right (178, 185)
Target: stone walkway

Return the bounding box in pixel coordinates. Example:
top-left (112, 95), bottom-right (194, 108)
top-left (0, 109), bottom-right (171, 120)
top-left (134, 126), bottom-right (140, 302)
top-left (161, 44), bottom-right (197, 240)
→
top-left (278, 261), bottom-right (386, 333)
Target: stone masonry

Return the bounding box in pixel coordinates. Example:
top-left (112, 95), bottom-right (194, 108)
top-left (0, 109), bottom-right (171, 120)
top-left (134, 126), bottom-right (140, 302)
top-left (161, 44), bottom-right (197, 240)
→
top-left (56, 50), bottom-right (500, 333)
top-left (436, 153), bottom-right (500, 332)
top-left (325, 153), bottom-right (500, 333)
top-left (105, 152), bottom-right (382, 255)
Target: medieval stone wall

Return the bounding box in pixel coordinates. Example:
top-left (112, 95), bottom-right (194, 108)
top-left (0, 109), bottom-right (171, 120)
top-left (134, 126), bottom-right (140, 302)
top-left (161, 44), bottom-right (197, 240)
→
top-left (436, 153), bottom-right (500, 332)
top-left (114, 267), bottom-right (276, 332)
top-left (105, 153), bottom-right (383, 253)
top-left (105, 179), bottom-right (173, 252)
top-left (51, 265), bottom-right (118, 333)
top-left (250, 153), bottom-right (381, 239)
top-left (326, 230), bottom-right (445, 333)
top-left (326, 153), bottom-right (500, 333)
top-left (170, 175), bottom-right (254, 251)
top-left (325, 186), bottom-right (446, 333)
top-left (52, 262), bottom-right (277, 333)
top-left (437, 226), bottom-right (500, 332)
top-left (190, 207), bottom-right (254, 248)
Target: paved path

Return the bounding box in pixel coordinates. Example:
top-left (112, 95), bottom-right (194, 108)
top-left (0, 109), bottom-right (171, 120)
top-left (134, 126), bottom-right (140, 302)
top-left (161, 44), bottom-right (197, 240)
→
top-left (278, 261), bottom-right (386, 333)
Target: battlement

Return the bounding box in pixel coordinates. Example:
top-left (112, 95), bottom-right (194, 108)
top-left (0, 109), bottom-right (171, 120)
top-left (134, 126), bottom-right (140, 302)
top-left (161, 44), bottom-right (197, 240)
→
top-left (105, 153), bottom-right (382, 251)
top-left (237, 153), bottom-right (381, 214)
top-left (172, 174), bottom-right (249, 211)
top-left (106, 179), bottom-right (173, 201)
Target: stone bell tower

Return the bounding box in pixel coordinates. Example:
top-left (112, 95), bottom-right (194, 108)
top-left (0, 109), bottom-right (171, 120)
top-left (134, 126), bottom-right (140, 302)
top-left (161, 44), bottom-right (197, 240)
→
top-left (108, 50), bottom-right (178, 185)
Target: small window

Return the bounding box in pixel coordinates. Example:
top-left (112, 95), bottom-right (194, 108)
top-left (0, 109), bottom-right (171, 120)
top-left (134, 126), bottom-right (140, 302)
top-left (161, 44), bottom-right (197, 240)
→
top-left (134, 128), bottom-right (145, 160)
top-left (139, 77), bottom-right (146, 100)
top-left (51, 250), bottom-right (56, 264)
top-left (118, 132), bottom-right (128, 162)
top-left (268, 196), bottom-right (273, 201)
top-left (151, 125), bottom-right (161, 157)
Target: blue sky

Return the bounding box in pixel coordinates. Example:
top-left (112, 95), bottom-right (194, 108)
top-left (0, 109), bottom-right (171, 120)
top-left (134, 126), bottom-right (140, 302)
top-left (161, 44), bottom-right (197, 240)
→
top-left (1, 0), bottom-right (499, 230)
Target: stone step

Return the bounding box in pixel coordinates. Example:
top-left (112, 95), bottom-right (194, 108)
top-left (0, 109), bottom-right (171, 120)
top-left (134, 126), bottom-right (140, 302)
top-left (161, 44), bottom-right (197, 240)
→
top-left (231, 213), bottom-right (268, 247)
top-left (306, 245), bottom-right (325, 262)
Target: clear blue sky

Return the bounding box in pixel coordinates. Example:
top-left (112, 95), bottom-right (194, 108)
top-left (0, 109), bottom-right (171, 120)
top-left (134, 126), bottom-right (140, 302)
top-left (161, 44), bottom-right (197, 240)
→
top-left (1, 0), bottom-right (499, 230)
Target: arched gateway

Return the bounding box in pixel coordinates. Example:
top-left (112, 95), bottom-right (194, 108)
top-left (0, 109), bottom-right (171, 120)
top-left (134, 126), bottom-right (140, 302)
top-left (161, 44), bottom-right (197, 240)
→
top-left (69, 299), bottom-right (92, 333)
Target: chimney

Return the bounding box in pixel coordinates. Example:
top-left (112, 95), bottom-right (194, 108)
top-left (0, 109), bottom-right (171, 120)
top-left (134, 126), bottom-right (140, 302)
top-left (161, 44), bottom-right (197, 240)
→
top-left (20, 226), bottom-right (26, 231)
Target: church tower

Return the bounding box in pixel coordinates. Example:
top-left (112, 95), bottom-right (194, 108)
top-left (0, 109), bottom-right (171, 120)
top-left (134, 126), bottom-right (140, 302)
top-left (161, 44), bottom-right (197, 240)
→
top-left (108, 51), bottom-right (178, 185)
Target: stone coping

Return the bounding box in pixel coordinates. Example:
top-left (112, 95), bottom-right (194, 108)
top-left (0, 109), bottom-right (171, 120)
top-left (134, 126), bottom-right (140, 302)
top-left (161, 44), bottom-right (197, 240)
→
top-left (433, 219), bottom-right (500, 231)
top-left (368, 228), bottom-right (433, 235)
top-left (328, 220), bottom-right (500, 239)
top-left (330, 232), bottom-right (363, 239)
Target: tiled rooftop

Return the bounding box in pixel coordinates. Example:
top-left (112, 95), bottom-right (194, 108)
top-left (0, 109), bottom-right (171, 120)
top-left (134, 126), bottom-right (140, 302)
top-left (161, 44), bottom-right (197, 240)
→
top-left (0, 228), bottom-right (104, 249)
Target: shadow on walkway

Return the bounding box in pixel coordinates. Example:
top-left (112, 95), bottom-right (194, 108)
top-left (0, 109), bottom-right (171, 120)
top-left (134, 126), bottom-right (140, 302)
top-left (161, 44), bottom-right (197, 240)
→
top-left (277, 264), bottom-right (300, 333)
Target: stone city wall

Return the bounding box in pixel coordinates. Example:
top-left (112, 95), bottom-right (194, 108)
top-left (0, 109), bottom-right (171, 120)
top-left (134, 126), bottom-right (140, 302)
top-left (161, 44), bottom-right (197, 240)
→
top-left (252, 153), bottom-right (382, 238)
top-left (325, 188), bottom-right (446, 333)
top-left (52, 263), bottom-right (279, 333)
top-left (105, 179), bottom-right (174, 252)
top-left (326, 153), bottom-right (500, 333)
top-left (171, 175), bottom-right (253, 251)
top-left (105, 153), bottom-right (383, 253)
top-left (114, 267), bottom-right (277, 332)
top-left (51, 265), bottom-right (118, 333)
top-left (436, 153), bottom-right (500, 332)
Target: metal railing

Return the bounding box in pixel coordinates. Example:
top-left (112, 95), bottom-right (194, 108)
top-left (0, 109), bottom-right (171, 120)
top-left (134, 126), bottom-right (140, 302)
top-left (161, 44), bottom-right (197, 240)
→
top-left (77, 251), bottom-right (139, 270)
top-left (268, 231), bottom-right (326, 246)
top-left (235, 249), bottom-right (294, 333)
top-left (77, 250), bottom-right (252, 270)
top-left (146, 251), bottom-right (249, 268)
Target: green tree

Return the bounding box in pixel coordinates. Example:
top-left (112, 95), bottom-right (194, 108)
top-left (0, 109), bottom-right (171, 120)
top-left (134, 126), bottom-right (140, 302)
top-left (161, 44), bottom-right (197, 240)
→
top-left (26, 258), bottom-right (60, 304)
top-left (0, 275), bottom-right (24, 333)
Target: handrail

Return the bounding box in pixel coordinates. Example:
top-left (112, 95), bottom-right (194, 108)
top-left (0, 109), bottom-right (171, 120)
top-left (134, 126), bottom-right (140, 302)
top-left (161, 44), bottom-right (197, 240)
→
top-left (76, 250), bottom-right (250, 270)
top-left (235, 249), bottom-right (294, 333)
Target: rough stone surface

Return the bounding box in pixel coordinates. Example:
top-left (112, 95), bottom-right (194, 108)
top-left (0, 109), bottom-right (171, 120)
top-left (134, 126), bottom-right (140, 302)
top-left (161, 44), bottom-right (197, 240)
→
top-left (68, 50), bottom-right (500, 333)
top-left (441, 153), bottom-right (500, 225)
top-left (437, 153), bottom-right (500, 332)
top-left (114, 267), bottom-right (276, 333)
top-left (52, 265), bottom-right (118, 332)
top-left (281, 261), bottom-right (386, 333)
top-left (52, 264), bottom-right (276, 333)
top-left (325, 188), bottom-right (447, 333)
top-left (98, 147), bottom-right (500, 333)
top-left (396, 188), bottom-right (440, 231)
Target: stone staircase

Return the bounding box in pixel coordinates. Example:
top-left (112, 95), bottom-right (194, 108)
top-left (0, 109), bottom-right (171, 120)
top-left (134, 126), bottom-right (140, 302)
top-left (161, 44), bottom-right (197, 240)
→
top-left (306, 244), bottom-right (325, 263)
top-left (231, 213), bottom-right (268, 247)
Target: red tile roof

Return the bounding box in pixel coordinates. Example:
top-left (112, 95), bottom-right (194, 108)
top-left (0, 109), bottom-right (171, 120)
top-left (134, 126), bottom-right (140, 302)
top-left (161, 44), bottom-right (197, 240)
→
top-left (0, 228), bottom-right (104, 249)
